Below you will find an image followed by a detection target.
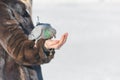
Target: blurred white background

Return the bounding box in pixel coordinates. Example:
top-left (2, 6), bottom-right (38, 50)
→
top-left (32, 0), bottom-right (120, 80)
top-left (32, 0), bottom-right (120, 4)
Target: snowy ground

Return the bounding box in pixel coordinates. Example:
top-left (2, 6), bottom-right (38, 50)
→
top-left (32, 2), bottom-right (120, 80)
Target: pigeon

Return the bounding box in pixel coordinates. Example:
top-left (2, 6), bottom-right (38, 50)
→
top-left (28, 17), bottom-right (56, 47)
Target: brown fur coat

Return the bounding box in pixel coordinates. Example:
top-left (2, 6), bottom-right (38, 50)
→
top-left (0, 0), bottom-right (55, 80)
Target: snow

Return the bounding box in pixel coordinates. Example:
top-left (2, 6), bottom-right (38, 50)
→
top-left (32, 2), bottom-right (120, 80)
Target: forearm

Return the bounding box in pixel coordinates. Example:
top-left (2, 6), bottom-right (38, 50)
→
top-left (0, 3), bottom-right (55, 66)
top-left (0, 21), bottom-right (43, 65)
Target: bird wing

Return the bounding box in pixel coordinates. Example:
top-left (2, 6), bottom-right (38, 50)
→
top-left (28, 27), bottom-right (42, 40)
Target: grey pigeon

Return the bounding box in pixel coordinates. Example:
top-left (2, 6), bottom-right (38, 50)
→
top-left (28, 19), bottom-right (56, 46)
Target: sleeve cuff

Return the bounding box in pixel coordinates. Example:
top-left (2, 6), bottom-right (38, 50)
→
top-left (42, 46), bottom-right (55, 56)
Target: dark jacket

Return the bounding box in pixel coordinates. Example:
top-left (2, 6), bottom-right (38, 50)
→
top-left (0, 0), bottom-right (55, 80)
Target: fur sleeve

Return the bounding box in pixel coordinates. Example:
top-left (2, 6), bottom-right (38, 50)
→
top-left (0, 2), bottom-right (54, 66)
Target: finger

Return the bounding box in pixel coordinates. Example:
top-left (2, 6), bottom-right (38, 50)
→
top-left (62, 33), bottom-right (68, 44)
top-left (58, 33), bottom-right (68, 46)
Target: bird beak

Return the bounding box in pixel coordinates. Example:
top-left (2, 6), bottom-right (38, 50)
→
top-left (53, 34), bottom-right (56, 38)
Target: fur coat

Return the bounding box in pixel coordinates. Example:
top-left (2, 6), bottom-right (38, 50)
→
top-left (0, 0), bottom-right (55, 80)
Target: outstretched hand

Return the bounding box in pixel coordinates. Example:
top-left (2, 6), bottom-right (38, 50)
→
top-left (44, 33), bottom-right (68, 49)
